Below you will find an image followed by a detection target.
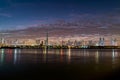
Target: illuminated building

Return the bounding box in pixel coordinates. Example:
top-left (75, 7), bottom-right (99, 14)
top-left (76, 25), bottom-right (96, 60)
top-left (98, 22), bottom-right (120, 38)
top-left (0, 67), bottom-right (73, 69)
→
top-left (111, 38), bottom-right (117, 46)
top-left (99, 37), bottom-right (105, 46)
top-left (88, 40), bottom-right (93, 46)
top-left (74, 40), bottom-right (77, 46)
top-left (36, 39), bottom-right (41, 45)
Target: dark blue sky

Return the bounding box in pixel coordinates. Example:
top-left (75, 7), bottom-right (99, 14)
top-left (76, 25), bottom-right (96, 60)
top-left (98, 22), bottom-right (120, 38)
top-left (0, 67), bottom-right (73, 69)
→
top-left (0, 0), bottom-right (120, 30)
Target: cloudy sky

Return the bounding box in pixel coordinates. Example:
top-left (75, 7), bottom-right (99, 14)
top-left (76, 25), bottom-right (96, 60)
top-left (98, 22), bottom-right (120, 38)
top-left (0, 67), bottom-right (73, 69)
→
top-left (0, 0), bottom-right (120, 31)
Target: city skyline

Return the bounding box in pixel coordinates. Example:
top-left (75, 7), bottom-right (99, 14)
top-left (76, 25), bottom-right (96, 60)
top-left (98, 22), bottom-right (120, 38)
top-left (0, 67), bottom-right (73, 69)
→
top-left (0, 0), bottom-right (120, 39)
top-left (1, 0), bottom-right (120, 79)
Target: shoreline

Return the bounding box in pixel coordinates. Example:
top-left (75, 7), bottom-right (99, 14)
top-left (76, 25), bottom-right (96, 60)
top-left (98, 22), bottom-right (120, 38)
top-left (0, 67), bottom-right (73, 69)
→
top-left (0, 46), bottom-right (120, 49)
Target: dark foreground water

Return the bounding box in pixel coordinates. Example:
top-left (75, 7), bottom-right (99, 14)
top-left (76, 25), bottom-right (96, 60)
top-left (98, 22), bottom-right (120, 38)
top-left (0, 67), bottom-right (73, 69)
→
top-left (0, 49), bottom-right (120, 80)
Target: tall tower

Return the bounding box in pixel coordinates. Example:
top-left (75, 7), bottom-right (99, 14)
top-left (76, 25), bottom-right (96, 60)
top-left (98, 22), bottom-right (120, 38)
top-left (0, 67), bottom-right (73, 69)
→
top-left (102, 37), bottom-right (105, 46)
top-left (114, 38), bottom-right (117, 46)
top-left (1, 38), bottom-right (4, 44)
top-left (45, 31), bottom-right (48, 48)
top-left (14, 39), bottom-right (18, 47)
top-left (99, 37), bottom-right (101, 46)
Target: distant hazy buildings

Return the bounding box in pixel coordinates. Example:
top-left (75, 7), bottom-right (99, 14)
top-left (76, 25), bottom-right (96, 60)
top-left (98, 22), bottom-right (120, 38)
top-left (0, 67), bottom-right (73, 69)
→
top-left (0, 33), bottom-right (119, 47)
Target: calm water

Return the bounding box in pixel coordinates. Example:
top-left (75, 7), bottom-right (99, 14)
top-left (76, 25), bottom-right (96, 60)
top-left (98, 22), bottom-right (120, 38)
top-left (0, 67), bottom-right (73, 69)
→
top-left (0, 48), bottom-right (120, 80)
top-left (0, 49), bottom-right (120, 65)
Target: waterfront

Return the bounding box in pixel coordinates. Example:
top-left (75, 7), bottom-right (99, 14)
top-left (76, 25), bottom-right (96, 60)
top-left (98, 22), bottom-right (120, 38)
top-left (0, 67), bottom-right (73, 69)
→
top-left (0, 49), bottom-right (120, 80)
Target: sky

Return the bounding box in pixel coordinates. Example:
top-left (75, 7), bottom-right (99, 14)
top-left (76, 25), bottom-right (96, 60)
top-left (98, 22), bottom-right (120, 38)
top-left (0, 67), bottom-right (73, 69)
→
top-left (0, 0), bottom-right (120, 30)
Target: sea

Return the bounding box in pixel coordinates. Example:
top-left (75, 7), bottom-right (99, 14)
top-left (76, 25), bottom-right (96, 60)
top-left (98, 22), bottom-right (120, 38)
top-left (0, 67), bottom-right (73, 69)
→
top-left (0, 48), bottom-right (120, 80)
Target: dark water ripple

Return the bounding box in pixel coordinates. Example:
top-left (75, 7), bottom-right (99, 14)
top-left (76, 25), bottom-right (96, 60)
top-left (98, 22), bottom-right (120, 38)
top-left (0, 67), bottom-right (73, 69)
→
top-left (0, 49), bottom-right (120, 80)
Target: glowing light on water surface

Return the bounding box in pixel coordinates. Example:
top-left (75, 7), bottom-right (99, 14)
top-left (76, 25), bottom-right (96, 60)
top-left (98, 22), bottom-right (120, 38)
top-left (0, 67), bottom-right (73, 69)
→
top-left (60, 49), bottom-right (63, 55)
top-left (1, 49), bottom-right (4, 54)
top-left (112, 49), bottom-right (115, 58)
top-left (43, 48), bottom-right (47, 63)
top-left (67, 48), bottom-right (71, 63)
top-left (60, 49), bottom-right (63, 62)
top-left (0, 49), bottom-right (4, 64)
top-left (43, 48), bottom-right (47, 54)
top-left (95, 50), bottom-right (99, 64)
top-left (112, 49), bottom-right (115, 64)
top-left (56, 49), bottom-right (59, 55)
top-left (14, 49), bottom-right (17, 64)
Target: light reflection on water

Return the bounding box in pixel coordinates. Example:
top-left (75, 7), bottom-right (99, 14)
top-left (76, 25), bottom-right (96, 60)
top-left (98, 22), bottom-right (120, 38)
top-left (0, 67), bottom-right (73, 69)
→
top-left (95, 50), bottom-right (99, 64)
top-left (0, 49), bottom-right (120, 65)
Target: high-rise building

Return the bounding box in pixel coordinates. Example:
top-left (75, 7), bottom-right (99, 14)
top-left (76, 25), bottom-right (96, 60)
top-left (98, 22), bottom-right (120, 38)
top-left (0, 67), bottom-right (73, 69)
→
top-left (1, 38), bottom-right (5, 44)
top-left (14, 39), bottom-right (18, 47)
top-left (99, 37), bottom-right (105, 46)
top-left (36, 39), bottom-right (41, 45)
top-left (74, 40), bottom-right (77, 46)
top-left (88, 40), bottom-right (93, 46)
top-left (111, 38), bottom-right (117, 46)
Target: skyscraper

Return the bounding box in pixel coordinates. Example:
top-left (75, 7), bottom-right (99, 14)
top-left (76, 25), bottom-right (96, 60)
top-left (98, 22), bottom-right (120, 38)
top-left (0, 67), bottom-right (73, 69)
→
top-left (111, 38), bottom-right (117, 46)
top-left (99, 37), bottom-right (105, 46)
